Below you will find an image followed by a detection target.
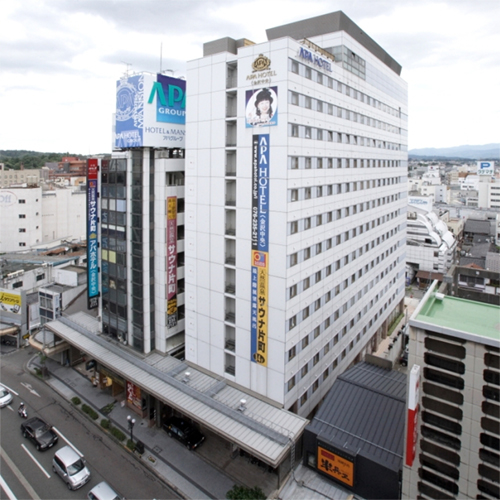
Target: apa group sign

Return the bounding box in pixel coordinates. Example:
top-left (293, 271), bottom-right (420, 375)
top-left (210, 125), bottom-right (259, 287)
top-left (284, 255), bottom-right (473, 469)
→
top-left (115, 73), bottom-right (186, 149)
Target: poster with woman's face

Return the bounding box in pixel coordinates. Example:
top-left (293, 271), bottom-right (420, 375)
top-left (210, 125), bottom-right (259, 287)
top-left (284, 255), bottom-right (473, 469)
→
top-left (245, 87), bottom-right (278, 128)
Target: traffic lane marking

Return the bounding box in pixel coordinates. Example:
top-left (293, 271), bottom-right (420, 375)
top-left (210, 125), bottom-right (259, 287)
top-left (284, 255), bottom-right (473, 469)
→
top-left (0, 474), bottom-right (17, 500)
top-left (0, 384), bottom-right (19, 397)
top-left (0, 445), bottom-right (42, 500)
top-left (20, 444), bottom-right (51, 479)
top-left (20, 383), bottom-right (40, 397)
top-left (52, 427), bottom-right (84, 457)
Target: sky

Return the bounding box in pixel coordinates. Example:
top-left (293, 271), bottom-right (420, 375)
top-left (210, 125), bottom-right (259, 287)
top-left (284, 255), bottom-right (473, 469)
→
top-left (1, 0), bottom-right (498, 155)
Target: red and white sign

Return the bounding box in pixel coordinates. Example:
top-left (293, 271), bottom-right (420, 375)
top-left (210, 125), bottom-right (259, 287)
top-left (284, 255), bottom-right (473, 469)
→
top-left (405, 364), bottom-right (421, 467)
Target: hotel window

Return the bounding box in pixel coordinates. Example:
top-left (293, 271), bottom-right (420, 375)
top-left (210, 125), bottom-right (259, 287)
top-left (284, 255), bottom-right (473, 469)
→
top-left (290, 253), bottom-right (298, 267)
top-left (290, 189), bottom-right (298, 202)
top-left (305, 157), bottom-right (311, 169)
top-left (305, 96), bottom-right (312, 109)
top-left (288, 345), bottom-right (296, 361)
top-left (300, 392), bottom-right (308, 406)
top-left (289, 315), bottom-right (297, 329)
top-left (290, 221), bottom-right (298, 234)
top-left (316, 243), bottom-right (322, 256)
top-left (302, 336), bottom-right (309, 349)
top-left (305, 67), bottom-right (311, 79)
top-left (324, 343), bottom-right (330, 355)
top-left (304, 248), bottom-right (311, 261)
top-left (289, 284), bottom-right (297, 299)
top-left (305, 188), bottom-right (311, 199)
top-left (313, 353), bottom-right (319, 366)
top-left (303, 277), bottom-right (310, 290)
top-left (287, 375), bottom-right (296, 391)
top-left (304, 217), bottom-right (311, 229)
top-left (302, 307), bottom-right (309, 320)
top-left (312, 379), bottom-right (319, 393)
top-left (305, 127), bottom-right (312, 139)
top-left (301, 364), bottom-right (308, 378)
top-left (291, 60), bottom-right (299, 74)
top-left (317, 101), bottom-right (323, 113)
top-left (317, 158), bottom-right (323, 169)
top-left (291, 91), bottom-right (299, 105)
top-left (291, 124), bottom-right (299, 137)
top-left (314, 298), bottom-right (321, 310)
top-left (314, 326), bottom-right (320, 338)
top-left (290, 157), bottom-right (299, 169)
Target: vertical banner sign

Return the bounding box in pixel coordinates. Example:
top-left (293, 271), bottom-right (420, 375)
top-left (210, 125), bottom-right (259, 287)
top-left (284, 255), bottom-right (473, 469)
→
top-left (405, 364), bottom-right (421, 466)
top-left (166, 197), bottom-right (178, 328)
top-left (251, 134), bottom-right (270, 365)
top-left (87, 159), bottom-right (99, 310)
top-left (126, 381), bottom-right (142, 410)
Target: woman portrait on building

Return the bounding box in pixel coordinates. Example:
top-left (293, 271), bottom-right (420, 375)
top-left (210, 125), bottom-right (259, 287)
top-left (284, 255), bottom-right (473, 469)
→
top-left (246, 87), bottom-right (278, 127)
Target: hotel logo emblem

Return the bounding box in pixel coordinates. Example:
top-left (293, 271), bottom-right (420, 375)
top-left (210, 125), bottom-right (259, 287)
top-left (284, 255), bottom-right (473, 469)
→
top-left (252, 54), bottom-right (271, 72)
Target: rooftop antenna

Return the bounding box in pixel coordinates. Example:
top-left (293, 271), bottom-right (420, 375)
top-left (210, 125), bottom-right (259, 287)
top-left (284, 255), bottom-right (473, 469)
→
top-left (121, 61), bottom-right (132, 77)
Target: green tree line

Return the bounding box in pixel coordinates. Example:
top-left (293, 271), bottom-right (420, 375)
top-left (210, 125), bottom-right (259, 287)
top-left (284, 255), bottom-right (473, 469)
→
top-left (0, 150), bottom-right (87, 170)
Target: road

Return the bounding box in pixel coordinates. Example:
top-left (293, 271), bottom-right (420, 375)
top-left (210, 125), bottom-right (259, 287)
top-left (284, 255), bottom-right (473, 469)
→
top-left (0, 347), bottom-right (179, 500)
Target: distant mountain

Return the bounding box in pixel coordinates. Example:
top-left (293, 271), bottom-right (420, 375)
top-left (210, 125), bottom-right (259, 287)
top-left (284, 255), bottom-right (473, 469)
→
top-left (409, 144), bottom-right (499, 160)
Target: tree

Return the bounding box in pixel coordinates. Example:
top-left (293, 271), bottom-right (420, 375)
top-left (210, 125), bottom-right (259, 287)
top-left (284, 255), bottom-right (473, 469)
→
top-left (226, 485), bottom-right (266, 500)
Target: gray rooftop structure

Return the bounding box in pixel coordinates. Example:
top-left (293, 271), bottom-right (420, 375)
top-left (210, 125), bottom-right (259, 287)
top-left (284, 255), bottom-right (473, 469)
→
top-left (266, 11), bottom-right (402, 75)
top-left (202, 11), bottom-right (402, 76)
top-left (45, 313), bottom-right (308, 468)
top-left (306, 362), bottom-right (406, 471)
top-left (302, 362), bottom-right (406, 499)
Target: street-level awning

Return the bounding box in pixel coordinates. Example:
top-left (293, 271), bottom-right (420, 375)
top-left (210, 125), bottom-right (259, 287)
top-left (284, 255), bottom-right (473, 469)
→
top-left (45, 313), bottom-right (308, 467)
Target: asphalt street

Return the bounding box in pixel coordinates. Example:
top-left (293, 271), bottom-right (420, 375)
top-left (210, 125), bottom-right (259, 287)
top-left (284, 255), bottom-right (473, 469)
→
top-left (0, 347), bottom-right (179, 500)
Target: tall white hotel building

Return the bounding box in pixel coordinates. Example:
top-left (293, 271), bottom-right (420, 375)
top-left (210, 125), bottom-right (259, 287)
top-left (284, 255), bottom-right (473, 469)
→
top-left (185, 11), bottom-right (408, 416)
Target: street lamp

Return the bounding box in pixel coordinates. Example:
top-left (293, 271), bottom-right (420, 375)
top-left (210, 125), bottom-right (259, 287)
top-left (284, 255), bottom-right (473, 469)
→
top-left (127, 415), bottom-right (136, 442)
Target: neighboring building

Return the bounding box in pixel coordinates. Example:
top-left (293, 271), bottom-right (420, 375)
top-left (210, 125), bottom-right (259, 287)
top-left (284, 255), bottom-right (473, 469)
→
top-left (403, 283), bottom-right (500, 500)
top-left (0, 187), bottom-right (43, 252)
top-left (406, 204), bottom-right (456, 279)
top-left (42, 187), bottom-right (87, 244)
top-left (100, 148), bottom-right (186, 355)
top-left (186, 11), bottom-right (408, 416)
top-left (303, 361), bottom-right (406, 499)
top-left (0, 183), bottom-right (88, 253)
top-left (0, 164), bottom-right (40, 188)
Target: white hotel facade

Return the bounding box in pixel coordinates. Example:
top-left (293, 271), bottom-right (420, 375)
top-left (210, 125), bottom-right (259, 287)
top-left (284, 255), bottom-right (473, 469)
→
top-left (185, 12), bottom-right (408, 416)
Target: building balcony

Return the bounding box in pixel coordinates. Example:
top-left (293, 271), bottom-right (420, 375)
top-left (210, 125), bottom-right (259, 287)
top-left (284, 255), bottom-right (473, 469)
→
top-left (225, 311), bottom-right (235, 324)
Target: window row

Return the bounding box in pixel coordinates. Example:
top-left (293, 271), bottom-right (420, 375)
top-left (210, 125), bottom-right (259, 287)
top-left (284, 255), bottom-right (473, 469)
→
top-left (289, 213), bottom-right (400, 269)
top-left (290, 199), bottom-right (399, 234)
top-left (289, 123), bottom-right (402, 151)
top-left (287, 244), bottom-right (399, 333)
top-left (289, 90), bottom-right (402, 135)
top-left (289, 58), bottom-right (403, 120)
top-left (289, 156), bottom-right (401, 170)
top-left (288, 289), bottom-right (400, 408)
top-left (290, 183), bottom-right (401, 205)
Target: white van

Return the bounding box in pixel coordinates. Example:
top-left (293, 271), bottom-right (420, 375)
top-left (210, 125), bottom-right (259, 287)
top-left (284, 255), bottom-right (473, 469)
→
top-left (52, 445), bottom-right (91, 490)
top-left (87, 481), bottom-right (123, 500)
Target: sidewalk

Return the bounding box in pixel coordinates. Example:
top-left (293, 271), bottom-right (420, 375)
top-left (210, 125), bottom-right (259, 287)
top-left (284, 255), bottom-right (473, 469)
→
top-left (28, 355), bottom-right (235, 500)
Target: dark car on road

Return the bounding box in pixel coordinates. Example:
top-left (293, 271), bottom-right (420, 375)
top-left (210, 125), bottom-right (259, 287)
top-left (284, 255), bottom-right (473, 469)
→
top-left (162, 417), bottom-right (205, 450)
top-left (21, 417), bottom-right (58, 451)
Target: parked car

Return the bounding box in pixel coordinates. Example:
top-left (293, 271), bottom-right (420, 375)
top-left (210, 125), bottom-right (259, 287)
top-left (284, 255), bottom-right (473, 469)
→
top-left (162, 416), bottom-right (205, 450)
top-left (53, 445), bottom-right (91, 490)
top-left (87, 481), bottom-right (124, 500)
top-left (0, 385), bottom-right (13, 408)
top-left (21, 417), bottom-right (58, 451)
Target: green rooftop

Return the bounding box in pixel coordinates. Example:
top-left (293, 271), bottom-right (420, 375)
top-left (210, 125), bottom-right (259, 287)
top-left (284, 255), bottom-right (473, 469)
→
top-left (415, 293), bottom-right (500, 343)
